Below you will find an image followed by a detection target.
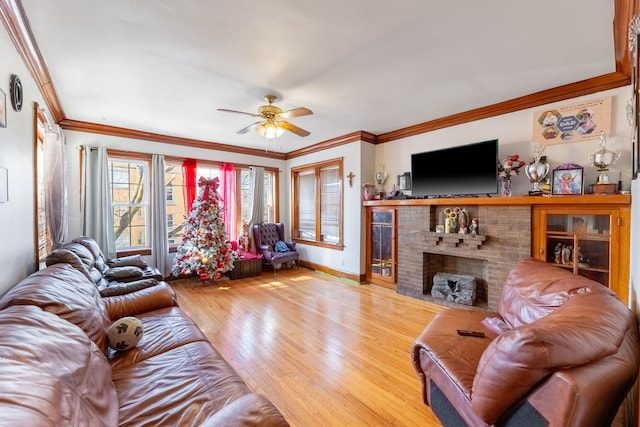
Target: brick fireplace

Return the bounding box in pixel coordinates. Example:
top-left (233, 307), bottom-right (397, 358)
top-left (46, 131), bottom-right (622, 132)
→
top-left (396, 204), bottom-right (531, 310)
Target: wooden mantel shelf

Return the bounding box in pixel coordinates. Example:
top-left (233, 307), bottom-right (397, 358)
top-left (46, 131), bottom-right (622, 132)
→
top-left (363, 194), bottom-right (631, 207)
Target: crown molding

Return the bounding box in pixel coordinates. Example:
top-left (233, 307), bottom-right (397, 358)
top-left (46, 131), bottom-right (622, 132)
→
top-left (377, 72), bottom-right (630, 143)
top-left (285, 131), bottom-right (377, 160)
top-left (59, 119), bottom-right (286, 160)
top-left (0, 0), bottom-right (65, 122)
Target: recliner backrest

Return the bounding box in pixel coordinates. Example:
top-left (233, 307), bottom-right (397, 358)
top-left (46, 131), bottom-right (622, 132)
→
top-left (253, 223), bottom-right (285, 250)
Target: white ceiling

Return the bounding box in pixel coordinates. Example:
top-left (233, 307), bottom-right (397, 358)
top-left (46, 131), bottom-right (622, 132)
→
top-left (20, 0), bottom-right (616, 153)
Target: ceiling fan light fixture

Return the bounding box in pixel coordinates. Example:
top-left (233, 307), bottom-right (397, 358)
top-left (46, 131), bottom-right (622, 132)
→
top-left (256, 120), bottom-right (285, 139)
top-left (219, 94), bottom-right (312, 138)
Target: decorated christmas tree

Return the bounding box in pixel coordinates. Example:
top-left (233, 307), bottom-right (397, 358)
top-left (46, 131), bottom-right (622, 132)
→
top-left (172, 176), bottom-right (237, 281)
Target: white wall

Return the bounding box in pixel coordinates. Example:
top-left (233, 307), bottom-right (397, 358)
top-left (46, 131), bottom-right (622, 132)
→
top-left (0, 26), bottom-right (52, 295)
top-left (286, 140), bottom-right (370, 276)
top-left (375, 88), bottom-right (633, 196)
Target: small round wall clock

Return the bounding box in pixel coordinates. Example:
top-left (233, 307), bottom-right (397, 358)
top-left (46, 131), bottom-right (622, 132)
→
top-left (10, 74), bottom-right (22, 112)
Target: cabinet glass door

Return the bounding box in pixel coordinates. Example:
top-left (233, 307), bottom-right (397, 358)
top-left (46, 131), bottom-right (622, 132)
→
top-left (369, 209), bottom-right (396, 284)
top-left (371, 210), bottom-right (393, 277)
top-left (545, 214), bottom-right (611, 286)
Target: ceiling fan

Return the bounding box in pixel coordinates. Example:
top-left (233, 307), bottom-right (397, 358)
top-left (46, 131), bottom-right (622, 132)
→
top-left (218, 95), bottom-right (313, 139)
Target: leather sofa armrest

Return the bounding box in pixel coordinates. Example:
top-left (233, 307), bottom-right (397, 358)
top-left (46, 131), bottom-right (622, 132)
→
top-left (206, 393), bottom-right (289, 426)
top-left (103, 281), bottom-right (177, 320)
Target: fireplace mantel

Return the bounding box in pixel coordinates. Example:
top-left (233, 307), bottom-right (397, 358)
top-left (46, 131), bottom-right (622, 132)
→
top-left (364, 193), bottom-right (630, 310)
top-left (363, 193), bottom-right (630, 207)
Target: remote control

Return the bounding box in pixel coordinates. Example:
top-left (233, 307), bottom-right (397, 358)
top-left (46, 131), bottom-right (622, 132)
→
top-left (456, 329), bottom-right (485, 338)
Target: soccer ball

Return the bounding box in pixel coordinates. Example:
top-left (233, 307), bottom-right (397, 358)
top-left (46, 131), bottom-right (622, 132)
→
top-left (107, 316), bottom-right (144, 351)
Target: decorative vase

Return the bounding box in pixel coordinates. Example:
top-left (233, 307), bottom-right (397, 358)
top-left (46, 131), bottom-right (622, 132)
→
top-left (500, 179), bottom-right (512, 197)
top-left (363, 188), bottom-right (374, 201)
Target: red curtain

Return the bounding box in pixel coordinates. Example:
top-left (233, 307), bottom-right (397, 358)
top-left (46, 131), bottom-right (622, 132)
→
top-left (182, 159), bottom-right (197, 212)
top-left (220, 163), bottom-right (236, 241)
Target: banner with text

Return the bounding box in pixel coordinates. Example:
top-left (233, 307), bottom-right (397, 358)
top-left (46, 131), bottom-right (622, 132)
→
top-left (532, 96), bottom-right (611, 145)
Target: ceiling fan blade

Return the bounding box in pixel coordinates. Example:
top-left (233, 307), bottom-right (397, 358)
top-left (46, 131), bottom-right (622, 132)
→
top-left (278, 107), bottom-right (313, 119)
top-left (279, 120), bottom-right (310, 137)
top-left (237, 122), bottom-right (260, 134)
top-left (217, 108), bottom-right (261, 118)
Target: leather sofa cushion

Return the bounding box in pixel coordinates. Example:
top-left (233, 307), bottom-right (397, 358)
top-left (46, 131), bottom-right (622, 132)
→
top-left (0, 263), bottom-right (112, 353)
top-left (45, 246), bottom-right (94, 282)
top-left (59, 242), bottom-right (95, 270)
top-left (112, 341), bottom-right (254, 426)
top-left (498, 258), bottom-right (614, 327)
top-left (472, 285), bottom-right (635, 424)
top-left (0, 305), bottom-right (118, 425)
top-left (99, 277), bottom-right (158, 297)
top-left (105, 265), bottom-right (145, 281)
top-left (107, 254), bottom-right (148, 269)
top-left (73, 236), bottom-right (110, 274)
top-left (109, 306), bottom-right (209, 370)
top-left (206, 393), bottom-right (290, 426)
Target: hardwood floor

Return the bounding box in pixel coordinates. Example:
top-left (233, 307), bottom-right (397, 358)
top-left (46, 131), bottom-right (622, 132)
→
top-left (170, 268), bottom-right (445, 427)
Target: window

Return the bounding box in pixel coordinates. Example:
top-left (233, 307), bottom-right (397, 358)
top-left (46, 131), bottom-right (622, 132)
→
top-left (115, 157), bottom-right (278, 251)
top-left (34, 105), bottom-right (50, 267)
top-left (164, 161), bottom-right (187, 245)
top-left (239, 168), bottom-right (277, 225)
top-left (166, 184), bottom-right (175, 203)
top-left (292, 158), bottom-right (343, 248)
top-left (109, 159), bottom-right (149, 250)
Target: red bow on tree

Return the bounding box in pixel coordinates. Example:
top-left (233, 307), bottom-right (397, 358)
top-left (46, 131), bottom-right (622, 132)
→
top-left (198, 176), bottom-right (220, 200)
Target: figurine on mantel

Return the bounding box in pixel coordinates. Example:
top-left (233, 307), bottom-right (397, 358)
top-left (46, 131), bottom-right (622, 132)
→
top-left (469, 218), bottom-right (479, 236)
top-left (458, 209), bottom-right (469, 234)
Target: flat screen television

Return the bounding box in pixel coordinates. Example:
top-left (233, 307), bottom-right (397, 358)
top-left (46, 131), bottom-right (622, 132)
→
top-left (411, 139), bottom-right (498, 197)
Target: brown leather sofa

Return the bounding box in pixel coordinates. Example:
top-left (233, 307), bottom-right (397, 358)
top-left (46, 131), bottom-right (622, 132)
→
top-left (45, 236), bottom-right (164, 296)
top-left (0, 262), bottom-right (289, 426)
top-left (412, 258), bottom-right (639, 427)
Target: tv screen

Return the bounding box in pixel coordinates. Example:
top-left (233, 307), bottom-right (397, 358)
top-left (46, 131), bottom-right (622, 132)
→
top-left (411, 139), bottom-right (498, 197)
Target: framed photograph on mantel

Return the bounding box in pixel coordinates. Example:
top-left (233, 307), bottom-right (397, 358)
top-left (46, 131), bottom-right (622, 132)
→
top-left (551, 163), bottom-right (583, 195)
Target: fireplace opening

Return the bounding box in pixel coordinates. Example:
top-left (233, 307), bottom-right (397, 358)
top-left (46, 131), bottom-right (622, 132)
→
top-left (422, 253), bottom-right (488, 307)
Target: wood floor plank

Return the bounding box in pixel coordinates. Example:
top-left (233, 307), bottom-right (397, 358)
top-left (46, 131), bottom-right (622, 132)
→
top-left (170, 268), bottom-right (444, 426)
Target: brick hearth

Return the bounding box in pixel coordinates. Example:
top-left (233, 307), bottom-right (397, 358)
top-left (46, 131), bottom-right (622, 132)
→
top-left (396, 204), bottom-right (531, 310)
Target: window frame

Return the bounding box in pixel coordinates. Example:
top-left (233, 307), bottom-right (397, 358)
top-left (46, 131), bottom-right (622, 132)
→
top-left (108, 155), bottom-right (151, 253)
top-left (291, 158), bottom-right (344, 250)
top-left (33, 104), bottom-right (50, 268)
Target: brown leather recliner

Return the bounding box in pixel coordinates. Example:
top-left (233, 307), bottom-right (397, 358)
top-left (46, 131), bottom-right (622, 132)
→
top-left (412, 258), bottom-right (640, 427)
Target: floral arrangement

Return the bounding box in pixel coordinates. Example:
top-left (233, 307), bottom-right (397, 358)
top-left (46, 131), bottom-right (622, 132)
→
top-left (498, 155), bottom-right (525, 180)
